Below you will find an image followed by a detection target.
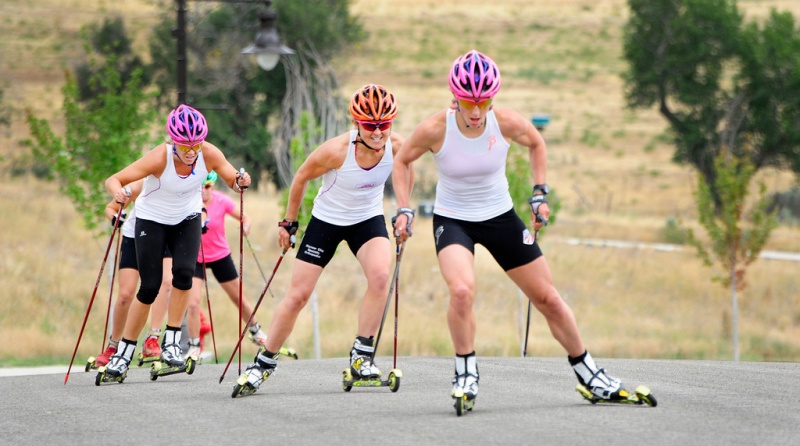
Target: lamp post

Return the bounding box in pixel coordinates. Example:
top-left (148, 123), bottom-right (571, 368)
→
top-left (173, 0), bottom-right (293, 106)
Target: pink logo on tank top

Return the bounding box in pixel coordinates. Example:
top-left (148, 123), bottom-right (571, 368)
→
top-left (488, 135), bottom-right (496, 151)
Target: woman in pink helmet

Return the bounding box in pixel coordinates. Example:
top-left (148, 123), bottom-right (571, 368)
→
top-left (102, 104), bottom-right (252, 380)
top-left (393, 50), bottom-right (642, 411)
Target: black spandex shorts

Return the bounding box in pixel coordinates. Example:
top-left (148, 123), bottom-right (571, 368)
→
top-left (296, 215), bottom-right (389, 268)
top-left (194, 253), bottom-right (239, 283)
top-left (119, 236), bottom-right (173, 271)
top-left (432, 208), bottom-right (542, 271)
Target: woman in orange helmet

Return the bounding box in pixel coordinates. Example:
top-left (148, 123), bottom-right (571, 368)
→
top-left (237, 84), bottom-right (409, 395)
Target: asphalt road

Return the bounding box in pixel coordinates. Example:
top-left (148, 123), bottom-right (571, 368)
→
top-left (1, 357), bottom-right (798, 445)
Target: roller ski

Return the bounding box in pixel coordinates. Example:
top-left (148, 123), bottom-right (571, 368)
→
top-left (148, 328), bottom-right (196, 381)
top-left (137, 336), bottom-right (162, 367)
top-left (570, 350), bottom-right (656, 407)
top-left (94, 341), bottom-right (135, 386)
top-left (341, 336), bottom-right (401, 392)
top-left (150, 346), bottom-right (196, 381)
top-left (451, 372), bottom-right (479, 416)
top-left (149, 356), bottom-right (196, 380)
top-left (341, 367), bottom-right (402, 392)
top-left (576, 383), bottom-right (657, 407)
top-left (452, 388), bottom-right (476, 417)
top-left (232, 350), bottom-right (278, 398)
top-left (95, 365), bottom-right (127, 386)
top-left (247, 323), bottom-right (299, 360)
top-left (85, 344), bottom-right (117, 372)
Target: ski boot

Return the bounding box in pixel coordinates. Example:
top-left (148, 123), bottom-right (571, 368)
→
top-left (95, 341), bottom-right (135, 386)
top-left (86, 343), bottom-right (117, 372)
top-left (247, 323), bottom-right (299, 360)
top-left (341, 336), bottom-right (401, 392)
top-left (183, 338), bottom-right (204, 363)
top-left (149, 329), bottom-right (196, 381)
top-left (451, 352), bottom-right (478, 416)
top-left (232, 350), bottom-right (278, 398)
top-left (137, 336), bottom-right (162, 367)
top-left (571, 350), bottom-right (657, 407)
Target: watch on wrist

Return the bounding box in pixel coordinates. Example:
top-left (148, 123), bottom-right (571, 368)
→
top-left (532, 183), bottom-right (550, 195)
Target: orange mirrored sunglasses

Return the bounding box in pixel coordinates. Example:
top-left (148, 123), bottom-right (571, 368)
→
top-left (176, 141), bottom-right (203, 152)
top-left (457, 98), bottom-right (492, 110)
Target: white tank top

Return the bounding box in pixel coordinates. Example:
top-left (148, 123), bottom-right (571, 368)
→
top-left (311, 130), bottom-right (393, 225)
top-left (122, 208), bottom-right (136, 238)
top-left (433, 109), bottom-right (512, 221)
top-left (135, 144), bottom-right (207, 225)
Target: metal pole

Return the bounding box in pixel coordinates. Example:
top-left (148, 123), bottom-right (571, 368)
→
top-left (175, 0), bottom-right (188, 106)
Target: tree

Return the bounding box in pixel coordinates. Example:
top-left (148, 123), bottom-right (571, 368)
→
top-left (686, 145), bottom-right (778, 361)
top-left (623, 0), bottom-right (800, 205)
top-left (146, 0), bottom-right (365, 189)
top-left (74, 16), bottom-right (152, 103)
top-left (25, 53), bottom-right (156, 232)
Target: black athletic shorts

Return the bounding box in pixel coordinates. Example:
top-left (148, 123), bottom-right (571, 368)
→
top-left (432, 208), bottom-right (542, 271)
top-left (194, 253), bottom-right (239, 283)
top-left (296, 215), bottom-right (389, 268)
top-left (119, 236), bottom-right (173, 271)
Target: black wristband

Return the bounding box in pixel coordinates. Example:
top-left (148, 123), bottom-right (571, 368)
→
top-left (532, 183), bottom-right (550, 195)
top-left (278, 219), bottom-right (299, 236)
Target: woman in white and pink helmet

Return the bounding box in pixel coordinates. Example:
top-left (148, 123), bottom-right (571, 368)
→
top-left (393, 49), bottom-right (645, 412)
top-left (101, 104), bottom-right (252, 380)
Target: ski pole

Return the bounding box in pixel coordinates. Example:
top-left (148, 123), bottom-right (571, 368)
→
top-left (393, 248), bottom-right (401, 370)
top-left (245, 235), bottom-right (275, 298)
top-left (64, 206), bottom-right (125, 384)
top-left (100, 229), bottom-right (123, 354)
top-left (371, 241), bottom-right (405, 366)
top-left (218, 246), bottom-right (290, 384)
top-left (523, 227), bottom-right (542, 358)
top-left (200, 242), bottom-right (218, 364)
top-left (237, 168), bottom-right (245, 374)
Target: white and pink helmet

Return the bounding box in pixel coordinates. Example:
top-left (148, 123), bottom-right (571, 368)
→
top-left (166, 104), bottom-right (208, 144)
top-left (448, 50), bottom-right (501, 100)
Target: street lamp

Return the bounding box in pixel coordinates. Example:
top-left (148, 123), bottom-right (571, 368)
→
top-left (174, 0), bottom-right (294, 105)
top-left (241, 4), bottom-right (295, 71)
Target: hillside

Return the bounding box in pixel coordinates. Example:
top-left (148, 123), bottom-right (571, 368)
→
top-left (1, 0), bottom-right (799, 364)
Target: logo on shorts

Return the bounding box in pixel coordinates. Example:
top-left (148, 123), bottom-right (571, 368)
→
top-left (435, 225), bottom-right (444, 246)
top-left (139, 231), bottom-right (147, 237)
top-left (522, 229), bottom-right (534, 245)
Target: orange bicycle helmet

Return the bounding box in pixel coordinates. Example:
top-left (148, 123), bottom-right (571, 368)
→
top-left (349, 84), bottom-right (398, 122)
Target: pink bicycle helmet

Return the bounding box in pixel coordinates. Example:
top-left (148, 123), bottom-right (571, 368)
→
top-left (166, 104), bottom-right (208, 144)
top-left (448, 50), bottom-right (501, 100)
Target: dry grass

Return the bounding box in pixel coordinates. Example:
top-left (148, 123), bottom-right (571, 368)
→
top-left (1, 0), bottom-right (799, 365)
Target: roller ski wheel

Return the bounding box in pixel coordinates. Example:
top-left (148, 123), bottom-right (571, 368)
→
top-left (85, 356), bottom-right (97, 372)
top-left (149, 356), bottom-right (196, 381)
top-left (231, 373), bottom-right (259, 398)
top-left (576, 384), bottom-right (657, 407)
top-left (94, 367), bottom-right (126, 386)
top-left (452, 389), bottom-right (475, 417)
top-left (341, 368), bottom-right (402, 393)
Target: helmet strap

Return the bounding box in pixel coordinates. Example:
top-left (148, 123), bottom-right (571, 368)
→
top-left (172, 146), bottom-right (197, 177)
top-left (354, 132), bottom-right (386, 152)
top-left (457, 107), bottom-right (485, 129)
